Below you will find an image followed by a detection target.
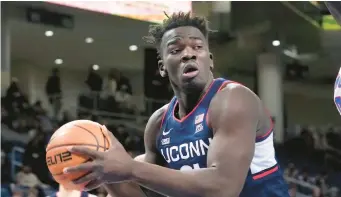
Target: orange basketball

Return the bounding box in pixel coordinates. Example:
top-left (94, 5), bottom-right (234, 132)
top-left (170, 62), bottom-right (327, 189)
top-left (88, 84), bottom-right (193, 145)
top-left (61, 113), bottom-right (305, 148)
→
top-left (46, 120), bottom-right (111, 191)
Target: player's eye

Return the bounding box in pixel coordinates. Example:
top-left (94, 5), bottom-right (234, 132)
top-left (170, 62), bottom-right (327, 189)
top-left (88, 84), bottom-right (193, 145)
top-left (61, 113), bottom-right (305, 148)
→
top-left (170, 49), bottom-right (180, 54)
top-left (193, 45), bottom-right (203, 50)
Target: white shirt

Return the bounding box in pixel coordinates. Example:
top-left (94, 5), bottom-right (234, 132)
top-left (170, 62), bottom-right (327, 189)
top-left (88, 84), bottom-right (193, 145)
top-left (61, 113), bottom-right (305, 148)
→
top-left (48, 185), bottom-right (97, 197)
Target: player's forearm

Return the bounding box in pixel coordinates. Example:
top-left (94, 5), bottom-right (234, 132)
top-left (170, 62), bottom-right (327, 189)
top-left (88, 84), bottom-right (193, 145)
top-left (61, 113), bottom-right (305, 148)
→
top-left (104, 182), bottom-right (146, 197)
top-left (130, 161), bottom-right (238, 197)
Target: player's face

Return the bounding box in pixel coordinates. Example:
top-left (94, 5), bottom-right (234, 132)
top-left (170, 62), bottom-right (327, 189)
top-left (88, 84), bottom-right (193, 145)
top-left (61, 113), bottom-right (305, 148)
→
top-left (159, 26), bottom-right (213, 91)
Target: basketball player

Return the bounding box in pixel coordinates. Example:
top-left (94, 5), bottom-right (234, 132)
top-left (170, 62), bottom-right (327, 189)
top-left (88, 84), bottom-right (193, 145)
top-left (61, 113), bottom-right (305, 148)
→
top-left (64, 12), bottom-right (289, 197)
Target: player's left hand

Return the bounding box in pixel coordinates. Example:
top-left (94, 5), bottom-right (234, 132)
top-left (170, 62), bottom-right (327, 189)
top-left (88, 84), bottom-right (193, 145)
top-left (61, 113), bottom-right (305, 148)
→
top-left (63, 126), bottom-right (134, 191)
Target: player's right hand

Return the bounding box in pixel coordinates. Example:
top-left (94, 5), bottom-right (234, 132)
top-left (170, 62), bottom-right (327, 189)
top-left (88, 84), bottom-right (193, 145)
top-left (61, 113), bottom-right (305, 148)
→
top-left (63, 126), bottom-right (134, 191)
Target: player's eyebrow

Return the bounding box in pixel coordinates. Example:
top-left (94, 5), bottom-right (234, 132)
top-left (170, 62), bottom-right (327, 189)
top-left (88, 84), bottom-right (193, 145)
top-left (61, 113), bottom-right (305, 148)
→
top-left (166, 36), bottom-right (203, 47)
top-left (166, 37), bottom-right (182, 47)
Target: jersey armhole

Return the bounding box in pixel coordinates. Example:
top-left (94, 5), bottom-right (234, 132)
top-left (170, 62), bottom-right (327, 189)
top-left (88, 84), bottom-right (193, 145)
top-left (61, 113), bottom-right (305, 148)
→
top-left (256, 108), bottom-right (274, 142)
top-left (159, 104), bottom-right (169, 129)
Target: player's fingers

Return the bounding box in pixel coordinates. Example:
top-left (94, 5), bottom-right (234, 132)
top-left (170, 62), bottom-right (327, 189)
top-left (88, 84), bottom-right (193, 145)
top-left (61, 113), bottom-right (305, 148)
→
top-left (72, 172), bottom-right (99, 185)
top-left (63, 162), bottom-right (96, 174)
top-left (83, 179), bottom-right (102, 191)
top-left (68, 146), bottom-right (102, 159)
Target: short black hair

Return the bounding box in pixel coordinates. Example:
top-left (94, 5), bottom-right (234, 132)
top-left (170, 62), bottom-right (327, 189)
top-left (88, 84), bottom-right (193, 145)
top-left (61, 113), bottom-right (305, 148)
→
top-left (144, 12), bottom-right (211, 53)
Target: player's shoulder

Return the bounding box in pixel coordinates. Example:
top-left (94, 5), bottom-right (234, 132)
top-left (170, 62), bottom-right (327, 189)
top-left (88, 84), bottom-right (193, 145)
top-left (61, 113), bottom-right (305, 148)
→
top-left (147, 103), bottom-right (169, 127)
top-left (209, 81), bottom-right (260, 119)
top-left (144, 103), bottom-right (169, 142)
top-left (214, 81), bottom-right (259, 104)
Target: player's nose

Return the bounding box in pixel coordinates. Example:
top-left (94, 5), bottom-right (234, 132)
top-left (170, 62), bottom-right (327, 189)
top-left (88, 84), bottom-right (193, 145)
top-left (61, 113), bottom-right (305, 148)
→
top-left (181, 47), bottom-right (197, 62)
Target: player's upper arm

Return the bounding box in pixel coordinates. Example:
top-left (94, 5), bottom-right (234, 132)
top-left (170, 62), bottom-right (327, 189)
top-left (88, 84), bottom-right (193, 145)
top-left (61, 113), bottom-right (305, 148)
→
top-left (207, 84), bottom-right (260, 196)
top-left (142, 104), bottom-right (169, 165)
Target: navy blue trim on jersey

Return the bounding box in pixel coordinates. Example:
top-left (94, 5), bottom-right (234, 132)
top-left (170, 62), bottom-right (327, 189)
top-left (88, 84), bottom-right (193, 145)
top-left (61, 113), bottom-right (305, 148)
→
top-left (255, 129), bottom-right (273, 143)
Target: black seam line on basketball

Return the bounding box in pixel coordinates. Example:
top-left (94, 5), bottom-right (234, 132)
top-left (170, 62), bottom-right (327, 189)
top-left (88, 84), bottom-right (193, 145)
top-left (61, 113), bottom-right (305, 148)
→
top-left (73, 124), bottom-right (100, 151)
top-left (46, 143), bottom-right (106, 152)
top-left (99, 125), bottom-right (109, 150)
top-left (51, 158), bottom-right (92, 176)
top-left (99, 125), bottom-right (106, 150)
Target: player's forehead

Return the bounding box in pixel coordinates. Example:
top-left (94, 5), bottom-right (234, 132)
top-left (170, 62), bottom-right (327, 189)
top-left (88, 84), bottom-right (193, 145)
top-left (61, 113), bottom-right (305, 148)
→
top-left (161, 26), bottom-right (206, 46)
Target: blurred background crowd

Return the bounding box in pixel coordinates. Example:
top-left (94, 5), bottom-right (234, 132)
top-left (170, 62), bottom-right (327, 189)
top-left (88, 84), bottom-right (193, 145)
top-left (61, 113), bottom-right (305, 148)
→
top-left (1, 1), bottom-right (341, 197)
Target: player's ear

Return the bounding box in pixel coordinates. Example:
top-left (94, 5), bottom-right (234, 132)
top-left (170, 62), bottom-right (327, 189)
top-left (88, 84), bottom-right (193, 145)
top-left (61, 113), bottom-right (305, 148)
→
top-left (209, 53), bottom-right (214, 71)
top-left (158, 60), bottom-right (167, 77)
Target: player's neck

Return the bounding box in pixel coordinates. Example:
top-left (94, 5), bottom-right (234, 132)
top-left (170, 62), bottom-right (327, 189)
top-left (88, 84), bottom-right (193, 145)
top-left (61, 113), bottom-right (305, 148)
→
top-left (173, 78), bottom-right (213, 118)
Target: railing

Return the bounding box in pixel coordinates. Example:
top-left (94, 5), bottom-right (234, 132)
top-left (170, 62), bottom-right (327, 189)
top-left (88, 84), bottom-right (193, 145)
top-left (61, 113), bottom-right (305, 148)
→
top-left (47, 91), bottom-right (169, 120)
top-left (10, 146), bottom-right (25, 180)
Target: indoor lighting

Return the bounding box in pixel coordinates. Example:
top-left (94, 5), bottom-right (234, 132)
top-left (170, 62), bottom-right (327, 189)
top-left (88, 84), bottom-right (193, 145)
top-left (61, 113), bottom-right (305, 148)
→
top-left (85, 37), bottom-right (94, 43)
top-left (272, 40), bottom-right (280, 47)
top-left (54, 58), bottom-right (63, 65)
top-left (92, 64), bottom-right (99, 70)
top-left (129, 45), bottom-right (138, 51)
top-left (45, 30), bottom-right (54, 37)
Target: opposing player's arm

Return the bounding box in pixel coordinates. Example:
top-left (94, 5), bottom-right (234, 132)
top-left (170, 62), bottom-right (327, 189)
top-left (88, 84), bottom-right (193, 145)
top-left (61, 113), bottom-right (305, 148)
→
top-left (129, 84), bottom-right (259, 197)
top-left (105, 105), bottom-right (168, 197)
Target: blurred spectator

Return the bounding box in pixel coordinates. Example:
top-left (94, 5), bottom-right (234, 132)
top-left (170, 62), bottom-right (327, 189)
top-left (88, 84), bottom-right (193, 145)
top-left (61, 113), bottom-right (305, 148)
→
top-left (116, 69), bottom-right (132, 95)
top-left (329, 187), bottom-right (339, 197)
top-left (15, 166), bottom-right (42, 188)
top-left (59, 110), bottom-right (73, 126)
top-left (284, 163), bottom-right (299, 179)
top-left (27, 186), bottom-right (45, 197)
top-left (14, 117), bottom-right (29, 134)
top-left (288, 182), bottom-right (297, 197)
top-left (1, 105), bottom-right (11, 126)
top-left (45, 68), bottom-right (62, 118)
top-left (1, 149), bottom-right (11, 184)
top-left (23, 132), bottom-right (51, 185)
top-left (115, 84), bottom-right (133, 112)
top-left (4, 78), bottom-right (30, 116)
top-left (27, 119), bottom-right (41, 141)
top-left (103, 69), bottom-right (119, 97)
top-left (85, 66), bottom-right (103, 92)
top-left (298, 167), bottom-right (314, 184)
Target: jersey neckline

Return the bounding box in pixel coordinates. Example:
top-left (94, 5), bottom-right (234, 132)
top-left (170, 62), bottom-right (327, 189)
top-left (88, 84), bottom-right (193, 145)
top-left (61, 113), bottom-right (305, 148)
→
top-left (172, 79), bottom-right (216, 123)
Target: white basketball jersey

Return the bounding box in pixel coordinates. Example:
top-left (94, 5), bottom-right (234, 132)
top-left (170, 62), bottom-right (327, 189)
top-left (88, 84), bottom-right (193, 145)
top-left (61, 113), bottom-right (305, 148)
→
top-left (334, 67), bottom-right (341, 115)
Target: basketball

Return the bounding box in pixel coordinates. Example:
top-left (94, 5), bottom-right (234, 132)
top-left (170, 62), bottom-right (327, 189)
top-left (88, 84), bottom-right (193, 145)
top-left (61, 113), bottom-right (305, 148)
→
top-left (45, 120), bottom-right (111, 191)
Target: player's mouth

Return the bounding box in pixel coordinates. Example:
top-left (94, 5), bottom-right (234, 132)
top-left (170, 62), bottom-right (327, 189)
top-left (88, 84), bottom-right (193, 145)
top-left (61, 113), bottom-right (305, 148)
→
top-left (182, 64), bottom-right (199, 79)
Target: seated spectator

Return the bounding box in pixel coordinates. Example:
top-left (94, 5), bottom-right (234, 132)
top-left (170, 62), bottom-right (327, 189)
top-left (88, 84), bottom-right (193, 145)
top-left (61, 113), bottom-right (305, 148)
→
top-left (115, 84), bottom-right (133, 112)
top-left (15, 166), bottom-right (42, 188)
top-left (284, 163), bottom-right (299, 179)
top-left (27, 186), bottom-right (45, 197)
top-left (298, 167), bottom-right (314, 184)
top-left (109, 68), bottom-right (132, 95)
top-left (329, 187), bottom-right (339, 197)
